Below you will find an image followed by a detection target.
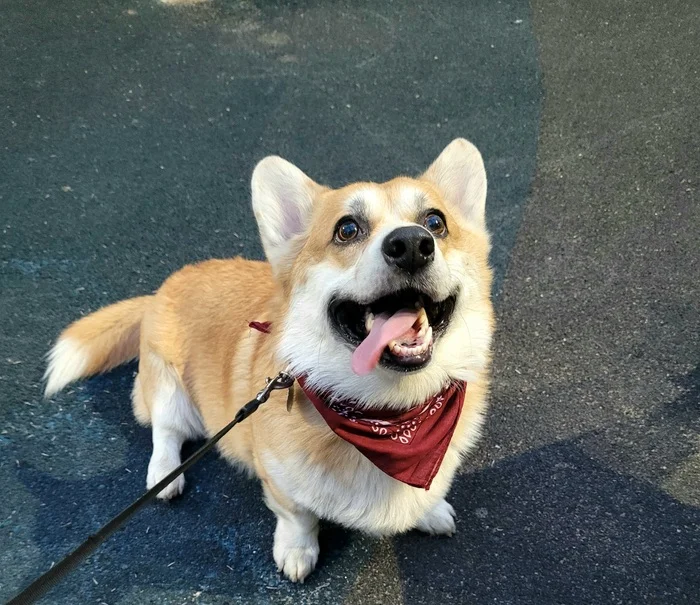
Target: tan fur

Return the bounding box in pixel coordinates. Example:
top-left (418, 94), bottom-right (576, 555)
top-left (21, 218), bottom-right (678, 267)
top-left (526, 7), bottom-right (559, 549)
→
top-left (44, 296), bottom-right (151, 396)
top-left (44, 139), bottom-right (494, 581)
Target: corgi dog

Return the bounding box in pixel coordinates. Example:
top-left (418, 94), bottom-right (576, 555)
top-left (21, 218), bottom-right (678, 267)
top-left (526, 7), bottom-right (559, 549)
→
top-left (44, 138), bottom-right (494, 582)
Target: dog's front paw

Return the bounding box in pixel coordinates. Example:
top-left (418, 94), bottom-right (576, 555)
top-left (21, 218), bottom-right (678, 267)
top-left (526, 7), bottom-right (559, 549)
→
top-left (415, 499), bottom-right (456, 536)
top-left (274, 542), bottom-right (319, 583)
top-left (147, 457), bottom-right (185, 500)
top-left (273, 517), bottom-right (320, 582)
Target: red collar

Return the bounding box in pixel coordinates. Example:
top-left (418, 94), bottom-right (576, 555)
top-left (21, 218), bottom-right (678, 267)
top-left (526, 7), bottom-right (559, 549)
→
top-left (297, 376), bottom-right (466, 490)
top-left (248, 320), bottom-right (466, 489)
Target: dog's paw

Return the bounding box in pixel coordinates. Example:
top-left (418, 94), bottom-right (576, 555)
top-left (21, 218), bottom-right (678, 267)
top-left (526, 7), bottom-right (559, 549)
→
top-left (274, 543), bottom-right (319, 582)
top-left (146, 458), bottom-right (185, 500)
top-left (415, 499), bottom-right (456, 536)
top-left (273, 518), bottom-right (319, 582)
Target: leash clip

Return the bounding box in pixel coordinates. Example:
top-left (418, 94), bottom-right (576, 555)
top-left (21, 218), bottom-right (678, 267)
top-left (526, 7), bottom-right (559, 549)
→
top-left (255, 371), bottom-right (295, 403)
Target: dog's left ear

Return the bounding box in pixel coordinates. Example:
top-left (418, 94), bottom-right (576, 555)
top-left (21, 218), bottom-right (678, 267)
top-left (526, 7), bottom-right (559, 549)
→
top-left (251, 156), bottom-right (325, 271)
top-left (421, 138), bottom-right (487, 230)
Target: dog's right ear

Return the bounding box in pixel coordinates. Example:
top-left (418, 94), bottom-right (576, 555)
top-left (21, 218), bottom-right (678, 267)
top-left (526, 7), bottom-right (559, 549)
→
top-left (251, 156), bottom-right (324, 272)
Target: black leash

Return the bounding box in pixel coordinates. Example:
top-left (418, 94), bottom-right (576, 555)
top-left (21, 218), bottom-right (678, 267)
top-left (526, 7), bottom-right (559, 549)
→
top-left (7, 371), bottom-right (295, 605)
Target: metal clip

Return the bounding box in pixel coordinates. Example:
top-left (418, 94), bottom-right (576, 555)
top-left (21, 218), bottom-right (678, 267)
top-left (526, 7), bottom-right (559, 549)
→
top-left (254, 371), bottom-right (295, 403)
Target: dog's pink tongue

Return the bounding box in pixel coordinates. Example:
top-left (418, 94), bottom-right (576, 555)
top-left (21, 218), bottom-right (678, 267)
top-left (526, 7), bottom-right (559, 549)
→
top-left (351, 310), bottom-right (419, 376)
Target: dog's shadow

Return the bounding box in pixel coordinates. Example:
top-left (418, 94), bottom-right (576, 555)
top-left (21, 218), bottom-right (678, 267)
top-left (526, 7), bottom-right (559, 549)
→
top-left (397, 438), bottom-right (700, 604)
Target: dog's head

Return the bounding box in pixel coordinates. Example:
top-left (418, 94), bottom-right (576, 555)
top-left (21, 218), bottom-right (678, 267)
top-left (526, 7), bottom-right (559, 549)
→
top-left (252, 139), bottom-right (494, 409)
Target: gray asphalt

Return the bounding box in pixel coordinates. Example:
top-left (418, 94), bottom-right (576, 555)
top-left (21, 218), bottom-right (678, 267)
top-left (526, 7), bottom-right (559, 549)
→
top-left (1, 0), bottom-right (698, 603)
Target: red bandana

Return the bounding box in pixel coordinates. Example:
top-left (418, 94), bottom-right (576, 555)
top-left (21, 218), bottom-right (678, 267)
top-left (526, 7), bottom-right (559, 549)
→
top-left (297, 376), bottom-right (466, 490)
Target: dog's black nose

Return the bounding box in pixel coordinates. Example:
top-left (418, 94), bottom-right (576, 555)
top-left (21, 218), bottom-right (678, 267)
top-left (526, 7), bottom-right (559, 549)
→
top-left (382, 226), bottom-right (435, 274)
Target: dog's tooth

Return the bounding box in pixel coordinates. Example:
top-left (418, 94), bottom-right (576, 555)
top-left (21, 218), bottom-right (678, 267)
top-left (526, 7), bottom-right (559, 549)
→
top-left (385, 323), bottom-right (433, 360)
top-left (365, 312), bottom-right (375, 333)
top-left (417, 308), bottom-right (429, 332)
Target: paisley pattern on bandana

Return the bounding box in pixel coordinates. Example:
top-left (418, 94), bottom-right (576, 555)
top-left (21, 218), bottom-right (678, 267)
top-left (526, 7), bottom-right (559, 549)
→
top-left (297, 377), bottom-right (466, 490)
top-left (326, 396), bottom-right (446, 445)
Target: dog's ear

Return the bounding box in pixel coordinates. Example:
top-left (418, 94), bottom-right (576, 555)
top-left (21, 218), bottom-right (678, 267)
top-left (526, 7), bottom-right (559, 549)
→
top-left (251, 156), bottom-right (324, 271)
top-left (421, 138), bottom-right (487, 230)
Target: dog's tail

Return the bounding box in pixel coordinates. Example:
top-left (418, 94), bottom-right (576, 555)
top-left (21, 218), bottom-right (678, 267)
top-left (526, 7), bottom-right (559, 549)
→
top-left (44, 296), bottom-right (153, 397)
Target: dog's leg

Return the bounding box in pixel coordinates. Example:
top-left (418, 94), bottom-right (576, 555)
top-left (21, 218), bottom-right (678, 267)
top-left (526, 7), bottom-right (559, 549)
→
top-left (264, 483), bottom-right (320, 582)
top-left (144, 358), bottom-right (205, 500)
top-left (147, 423), bottom-right (188, 499)
top-left (415, 498), bottom-right (457, 536)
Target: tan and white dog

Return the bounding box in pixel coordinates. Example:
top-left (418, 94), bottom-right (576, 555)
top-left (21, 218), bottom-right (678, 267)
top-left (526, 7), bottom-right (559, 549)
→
top-left (43, 138), bottom-right (494, 582)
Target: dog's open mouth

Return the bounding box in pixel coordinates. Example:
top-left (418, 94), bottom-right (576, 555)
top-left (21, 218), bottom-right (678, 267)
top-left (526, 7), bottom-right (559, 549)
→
top-left (328, 288), bottom-right (457, 375)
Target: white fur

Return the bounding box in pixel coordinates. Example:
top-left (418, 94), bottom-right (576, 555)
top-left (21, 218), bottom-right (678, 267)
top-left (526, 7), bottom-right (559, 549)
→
top-left (273, 517), bottom-right (319, 583)
top-left (144, 355), bottom-right (206, 499)
top-left (264, 487), bottom-right (320, 583)
top-left (44, 337), bottom-right (89, 398)
top-left (396, 183), bottom-right (429, 216)
top-left (349, 186), bottom-right (384, 213)
top-left (415, 498), bottom-right (457, 536)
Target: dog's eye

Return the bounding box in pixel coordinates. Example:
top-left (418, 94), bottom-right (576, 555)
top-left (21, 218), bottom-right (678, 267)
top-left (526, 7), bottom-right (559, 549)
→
top-left (335, 219), bottom-right (360, 243)
top-left (424, 212), bottom-right (447, 237)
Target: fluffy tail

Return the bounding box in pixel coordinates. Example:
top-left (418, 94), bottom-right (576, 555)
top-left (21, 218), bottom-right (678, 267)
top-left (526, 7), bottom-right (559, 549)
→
top-left (44, 296), bottom-right (152, 397)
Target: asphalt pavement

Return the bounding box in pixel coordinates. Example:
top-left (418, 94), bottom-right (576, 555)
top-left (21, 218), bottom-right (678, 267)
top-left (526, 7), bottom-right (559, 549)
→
top-left (1, 0), bottom-right (698, 603)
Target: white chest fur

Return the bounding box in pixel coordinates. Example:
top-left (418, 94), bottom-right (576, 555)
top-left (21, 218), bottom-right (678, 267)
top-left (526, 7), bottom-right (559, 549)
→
top-left (261, 429), bottom-right (472, 536)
